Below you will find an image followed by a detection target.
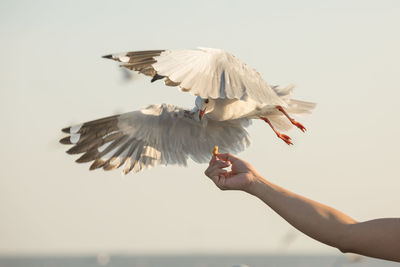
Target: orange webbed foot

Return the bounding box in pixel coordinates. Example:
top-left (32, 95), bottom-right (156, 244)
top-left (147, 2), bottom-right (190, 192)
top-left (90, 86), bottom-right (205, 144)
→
top-left (291, 120), bottom-right (306, 132)
top-left (277, 133), bottom-right (293, 145)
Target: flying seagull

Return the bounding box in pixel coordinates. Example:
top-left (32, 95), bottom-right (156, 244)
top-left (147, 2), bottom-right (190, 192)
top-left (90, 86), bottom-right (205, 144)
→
top-left (60, 47), bottom-right (316, 174)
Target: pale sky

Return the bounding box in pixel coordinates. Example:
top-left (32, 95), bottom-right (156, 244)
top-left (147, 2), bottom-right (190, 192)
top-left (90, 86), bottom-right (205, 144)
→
top-left (0, 0), bottom-right (399, 256)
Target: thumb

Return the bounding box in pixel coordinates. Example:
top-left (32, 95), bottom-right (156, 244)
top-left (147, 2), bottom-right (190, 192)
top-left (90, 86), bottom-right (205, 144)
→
top-left (216, 153), bottom-right (239, 162)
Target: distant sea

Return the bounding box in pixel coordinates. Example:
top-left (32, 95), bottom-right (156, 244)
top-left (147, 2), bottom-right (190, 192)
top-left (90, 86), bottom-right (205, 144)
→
top-left (0, 254), bottom-right (398, 267)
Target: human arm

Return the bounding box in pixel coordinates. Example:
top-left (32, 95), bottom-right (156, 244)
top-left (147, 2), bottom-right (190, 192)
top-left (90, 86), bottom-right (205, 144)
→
top-left (204, 153), bottom-right (400, 262)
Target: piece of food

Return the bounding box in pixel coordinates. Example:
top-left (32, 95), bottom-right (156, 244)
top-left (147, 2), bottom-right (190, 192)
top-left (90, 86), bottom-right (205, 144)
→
top-left (213, 146), bottom-right (218, 156)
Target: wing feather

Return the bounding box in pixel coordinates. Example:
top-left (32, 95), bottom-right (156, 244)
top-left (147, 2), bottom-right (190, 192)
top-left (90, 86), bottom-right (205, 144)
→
top-left (60, 104), bottom-right (251, 174)
top-left (103, 47), bottom-right (286, 106)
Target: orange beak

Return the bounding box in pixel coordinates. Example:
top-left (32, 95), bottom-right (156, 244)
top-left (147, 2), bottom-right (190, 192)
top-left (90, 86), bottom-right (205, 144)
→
top-left (199, 109), bottom-right (206, 120)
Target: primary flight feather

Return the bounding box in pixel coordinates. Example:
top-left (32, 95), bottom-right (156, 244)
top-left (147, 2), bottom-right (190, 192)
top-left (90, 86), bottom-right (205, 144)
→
top-left (60, 47), bottom-right (316, 174)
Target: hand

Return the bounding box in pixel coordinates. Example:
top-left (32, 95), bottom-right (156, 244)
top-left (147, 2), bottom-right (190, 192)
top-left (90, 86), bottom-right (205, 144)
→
top-left (204, 153), bottom-right (262, 192)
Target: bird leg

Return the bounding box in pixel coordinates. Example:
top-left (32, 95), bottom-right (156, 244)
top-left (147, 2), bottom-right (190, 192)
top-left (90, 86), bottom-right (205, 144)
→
top-left (260, 116), bottom-right (293, 145)
top-left (276, 106), bottom-right (306, 132)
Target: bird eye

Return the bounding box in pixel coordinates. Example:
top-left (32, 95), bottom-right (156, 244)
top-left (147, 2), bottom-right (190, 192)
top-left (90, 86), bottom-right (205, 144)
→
top-left (205, 99), bottom-right (209, 104)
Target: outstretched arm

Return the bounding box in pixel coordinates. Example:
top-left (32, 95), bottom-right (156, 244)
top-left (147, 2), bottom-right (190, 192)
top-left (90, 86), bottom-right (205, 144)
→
top-left (204, 153), bottom-right (400, 262)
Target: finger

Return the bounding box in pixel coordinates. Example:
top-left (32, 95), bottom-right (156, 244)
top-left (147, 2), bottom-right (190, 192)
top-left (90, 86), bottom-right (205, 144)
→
top-left (210, 170), bottom-right (228, 186)
top-left (209, 154), bottom-right (217, 164)
top-left (216, 172), bottom-right (229, 190)
top-left (209, 165), bottom-right (228, 176)
top-left (218, 159), bottom-right (230, 167)
top-left (220, 170), bottom-right (233, 178)
top-left (218, 169), bottom-right (228, 176)
top-left (204, 164), bottom-right (220, 178)
top-left (222, 169), bottom-right (237, 179)
top-left (209, 159), bottom-right (230, 169)
top-left (207, 168), bottom-right (228, 181)
top-left (216, 153), bottom-right (239, 162)
top-left (207, 158), bottom-right (221, 172)
top-left (205, 159), bottom-right (231, 178)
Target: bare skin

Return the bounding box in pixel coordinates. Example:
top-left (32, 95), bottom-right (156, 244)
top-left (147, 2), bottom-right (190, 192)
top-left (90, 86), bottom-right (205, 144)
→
top-left (204, 153), bottom-right (400, 262)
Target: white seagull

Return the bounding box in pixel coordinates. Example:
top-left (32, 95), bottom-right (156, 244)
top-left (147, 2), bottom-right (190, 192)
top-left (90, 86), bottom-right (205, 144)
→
top-left (60, 47), bottom-right (316, 174)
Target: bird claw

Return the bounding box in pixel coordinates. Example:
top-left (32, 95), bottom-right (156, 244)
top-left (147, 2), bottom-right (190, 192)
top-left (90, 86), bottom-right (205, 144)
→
top-left (292, 120), bottom-right (306, 132)
top-left (277, 133), bottom-right (293, 145)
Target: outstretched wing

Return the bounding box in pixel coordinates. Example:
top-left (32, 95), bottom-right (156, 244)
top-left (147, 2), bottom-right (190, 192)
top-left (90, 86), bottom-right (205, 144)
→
top-left (60, 104), bottom-right (251, 174)
top-left (103, 47), bottom-right (286, 106)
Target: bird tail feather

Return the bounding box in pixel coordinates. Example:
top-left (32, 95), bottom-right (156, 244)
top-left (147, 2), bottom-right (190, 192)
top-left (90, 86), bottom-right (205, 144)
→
top-left (286, 99), bottom-right (316, 115)
top-left (266, 99), bottom-right (316, 132)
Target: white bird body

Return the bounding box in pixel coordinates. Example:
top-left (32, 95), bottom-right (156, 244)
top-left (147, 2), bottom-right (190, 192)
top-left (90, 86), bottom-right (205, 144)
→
top-left (199, 98), bottom-right (258, 121)
top-left (60, 47), bottom-right (316, 174)
top-left (197, 90), bottom-right (291, 121)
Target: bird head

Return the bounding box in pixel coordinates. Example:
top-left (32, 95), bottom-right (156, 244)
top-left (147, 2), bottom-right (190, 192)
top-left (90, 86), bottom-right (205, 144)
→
top-left (195, 96), bottom-right (216, 120)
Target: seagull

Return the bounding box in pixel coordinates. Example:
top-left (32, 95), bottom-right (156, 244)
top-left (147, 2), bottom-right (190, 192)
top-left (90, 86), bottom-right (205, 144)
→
top-left (60, 47), bottom-right (316, 174)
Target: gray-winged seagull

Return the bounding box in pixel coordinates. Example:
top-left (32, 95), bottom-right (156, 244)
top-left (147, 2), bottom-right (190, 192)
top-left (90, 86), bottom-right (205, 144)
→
top-left (60, 47), bottom-right (316, 174)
